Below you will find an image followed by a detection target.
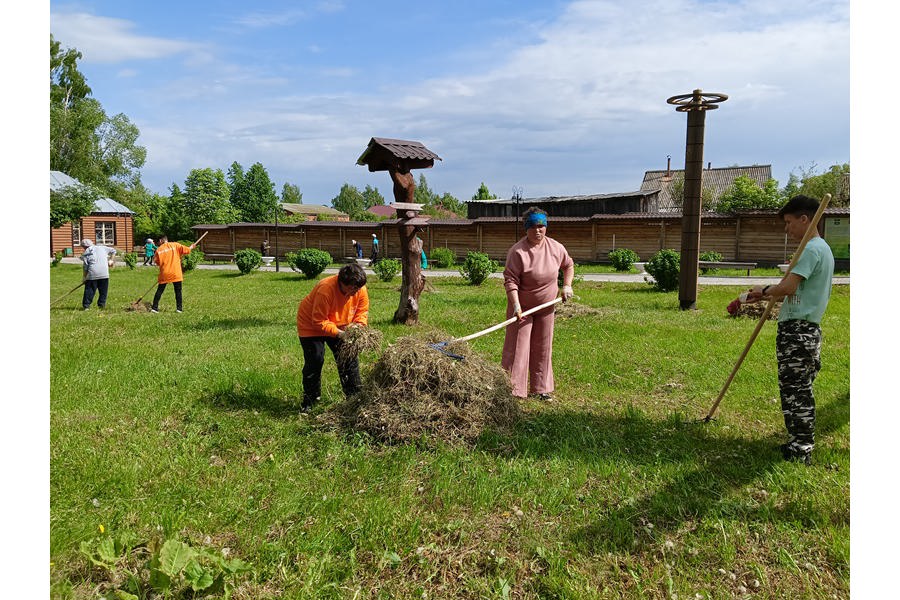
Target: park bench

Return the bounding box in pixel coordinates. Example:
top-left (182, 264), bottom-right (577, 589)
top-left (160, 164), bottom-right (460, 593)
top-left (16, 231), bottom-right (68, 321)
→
top-left (698, 261), bottom-right (757, 276)
top-left (205, 253), bottom-right (234, 263)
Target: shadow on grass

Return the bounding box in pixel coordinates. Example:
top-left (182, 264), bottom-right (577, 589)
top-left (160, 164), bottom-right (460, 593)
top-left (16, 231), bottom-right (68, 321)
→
top-left (190, 316), bottom-right (284, 331)
top-left (481, 391), bottom-right (850, 555)
top-left (198, 379), bottom-right (298, 418)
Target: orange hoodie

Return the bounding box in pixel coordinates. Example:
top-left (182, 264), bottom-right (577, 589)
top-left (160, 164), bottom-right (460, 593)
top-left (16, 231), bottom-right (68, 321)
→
top-left (296, 275), bottom-right (369, 337)
top-left (154, 242), bottom-right (191, 284)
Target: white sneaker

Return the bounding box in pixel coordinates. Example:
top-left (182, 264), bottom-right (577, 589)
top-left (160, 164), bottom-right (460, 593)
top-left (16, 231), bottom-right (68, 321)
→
top-left (150, 308), bottom-right (159, 313)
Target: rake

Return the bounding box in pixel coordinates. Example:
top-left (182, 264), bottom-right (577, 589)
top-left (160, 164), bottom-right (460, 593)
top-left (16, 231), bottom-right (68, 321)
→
top-left (50, 281), bottom-right (85, 308)
top-left (430, 297), bottom-right (563, 359)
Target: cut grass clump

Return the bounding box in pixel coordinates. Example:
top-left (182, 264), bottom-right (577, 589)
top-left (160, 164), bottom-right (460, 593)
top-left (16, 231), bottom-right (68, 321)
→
top-left (554, 301), bottom-right (609, 320)
top-left (732, 301), bottom-right (781, 320)
top-left (326, 332), bottom-right (520, 446)
top-left (337, 324), bottom-right (384, 361)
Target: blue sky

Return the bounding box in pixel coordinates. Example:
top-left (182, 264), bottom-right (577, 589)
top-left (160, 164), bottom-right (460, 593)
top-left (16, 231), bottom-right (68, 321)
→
top-left (47, 0), bottom-right (851, 205)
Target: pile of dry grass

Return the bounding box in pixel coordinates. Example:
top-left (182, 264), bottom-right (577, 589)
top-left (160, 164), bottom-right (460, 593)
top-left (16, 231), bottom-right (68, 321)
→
top-left (326, 332), bottom-right (520, 446)
top-left (554, 301), bottom-right (607, 320)
top-left (734, 301), bottom-right (781, 320)
top-left (126, 301), bottom-right (152, 312)
top-left (338, 325), bottom-right (384, 361)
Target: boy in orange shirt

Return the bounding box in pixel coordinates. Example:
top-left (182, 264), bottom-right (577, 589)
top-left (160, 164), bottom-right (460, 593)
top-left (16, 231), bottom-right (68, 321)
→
top-left (151, 235), bottom-right (198, 313)
top-left (296, 264), bottom-right (370, 411)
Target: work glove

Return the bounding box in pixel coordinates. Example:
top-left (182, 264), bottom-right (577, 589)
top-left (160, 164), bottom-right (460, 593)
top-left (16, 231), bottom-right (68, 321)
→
top-left (561, 285), bottom-right (574, 302)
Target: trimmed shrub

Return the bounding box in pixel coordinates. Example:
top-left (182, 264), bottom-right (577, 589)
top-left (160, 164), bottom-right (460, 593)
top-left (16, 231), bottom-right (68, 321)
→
top-left (51, 252), bottom-right (64, 267)
top-left (234, 248), bottom-right (263, 275)
top-left (699, 250), bottom-right (724, 274)
top-left (645, 249), bottom-right (680, 292)
top-left (178, 241), bottom-right (204, 272)
top-left (430, 247), bottom-right (456, 269)
top-left (608, 248), bottom-right (640, 272)
top-left (459, 251), bottom-right (498, 286)
top-left (372, 258), bottom-right (401, 282)
top-left (286, 248), bottom-right (332, 279)
top-left (122, 252), bottom-right (138, 270)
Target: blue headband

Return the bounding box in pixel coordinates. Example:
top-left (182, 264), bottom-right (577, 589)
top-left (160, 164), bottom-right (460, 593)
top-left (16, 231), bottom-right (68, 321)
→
top-left (524, 212), bottom-right (547, 230)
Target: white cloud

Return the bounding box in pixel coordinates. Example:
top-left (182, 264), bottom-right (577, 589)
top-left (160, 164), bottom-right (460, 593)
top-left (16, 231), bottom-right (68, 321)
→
top-left (51, 11), bottom-right (205, 64)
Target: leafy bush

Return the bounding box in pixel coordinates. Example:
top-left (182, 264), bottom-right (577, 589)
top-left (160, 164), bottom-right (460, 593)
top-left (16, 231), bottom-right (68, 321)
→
top-left (122, 252), bottom-right (138, 270)
top-left (459, 251), bottom-right (498, 286)
top-left (608, 248), bottom-right (640, 272)
top-left (430, 247), bottom-right (456, 268)
top-left (645, 249), bottom-right (680, 292)
top-left (286, 248), bottom-right (332, 279)
top-left (78, 531), bottom-right (253, 599)
top-left (372, 258), bottom-right (401, 282)
top-left (234, 248), bottom-right (263, 275)
top-left (699, 250), bottom-right (723, 274)
top-left (178, 241), bottom-right (204, 272)
top-left (51, 252), bottom-right (63, 267)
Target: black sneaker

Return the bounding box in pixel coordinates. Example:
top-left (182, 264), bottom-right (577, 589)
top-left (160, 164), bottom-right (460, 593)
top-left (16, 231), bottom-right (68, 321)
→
top-left (538, 393), bottom-right (553, 402)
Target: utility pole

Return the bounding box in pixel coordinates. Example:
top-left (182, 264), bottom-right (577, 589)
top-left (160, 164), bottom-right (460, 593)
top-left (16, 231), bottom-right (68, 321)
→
top-left (666, 89), bottom-right (728, 310)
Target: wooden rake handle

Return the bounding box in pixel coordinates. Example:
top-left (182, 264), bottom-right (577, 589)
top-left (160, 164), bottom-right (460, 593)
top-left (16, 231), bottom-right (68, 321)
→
top-left (704, 193), bottom-right (831, 421)
top-left (453, 297), bottom-right (563, 344)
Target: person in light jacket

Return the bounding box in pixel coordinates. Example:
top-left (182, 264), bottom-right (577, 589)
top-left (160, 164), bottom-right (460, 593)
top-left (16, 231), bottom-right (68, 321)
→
top-left (80, 239), bottom-right (117, 310)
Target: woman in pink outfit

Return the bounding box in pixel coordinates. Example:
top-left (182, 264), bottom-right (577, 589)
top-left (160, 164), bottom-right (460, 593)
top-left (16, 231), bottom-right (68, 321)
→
top-left (502, 207), bottom-right (575, 399)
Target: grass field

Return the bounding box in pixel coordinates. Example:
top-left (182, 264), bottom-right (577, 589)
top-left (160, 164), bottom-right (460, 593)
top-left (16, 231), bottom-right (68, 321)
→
top-left (49, 264), bottom-right (849, 599)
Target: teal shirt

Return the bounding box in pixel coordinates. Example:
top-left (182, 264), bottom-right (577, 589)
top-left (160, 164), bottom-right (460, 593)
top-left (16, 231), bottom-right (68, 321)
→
top-left (778, 236), bottom-right (834, 325)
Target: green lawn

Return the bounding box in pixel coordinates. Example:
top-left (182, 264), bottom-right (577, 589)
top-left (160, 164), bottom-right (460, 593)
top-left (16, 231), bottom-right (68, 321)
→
top-left (50, 264), bottom-right (850, 599)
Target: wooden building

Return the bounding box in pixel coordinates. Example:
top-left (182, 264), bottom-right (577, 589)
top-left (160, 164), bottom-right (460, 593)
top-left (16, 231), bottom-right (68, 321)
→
top-left (49, 171), bottom-right (135, 257)
top-left (192, 208), bottom-right (850, 267)
top-left (467, 190), bottom-right (659, 219)
top-left (641, 162), bottom-right (773, 212)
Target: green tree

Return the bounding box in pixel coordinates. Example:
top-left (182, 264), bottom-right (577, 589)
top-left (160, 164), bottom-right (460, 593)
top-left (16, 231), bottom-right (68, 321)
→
top-left (414, 174), bottom-right (438, 206)
top-left (229, 162), bottom-right (278, 222)
top-left (714, 176), bottom-right (782, 213)
top-left (797, 163), bottom-right (850, 207)
top-left (281, 182), bottom-right (302, 204)
top-left (331, 183), bottom-right (366, 218)
top-left (669, 173), bottom-right (716, 211)
top-left (50, 35), bottom-right (146, 194)
top-left (362, 184), bottom-right (385, 209)
top-left (182, 168), bottom-right (237, 225)
top-left (50, 182), bottom-right (100, 228)
top-left (471, 182), bottom-right (498, 200)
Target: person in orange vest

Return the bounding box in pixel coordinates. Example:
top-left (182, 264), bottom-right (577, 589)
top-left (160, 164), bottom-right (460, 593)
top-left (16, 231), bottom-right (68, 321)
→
top-left (151, 235), bottom-right (198, 313)
top-left (296, 263), bottom-right (369, 412)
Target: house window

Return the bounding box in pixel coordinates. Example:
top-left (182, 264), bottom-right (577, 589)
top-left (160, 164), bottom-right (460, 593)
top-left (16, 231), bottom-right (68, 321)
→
top-left (71, 222), bottom-right (81, 245)
top-left (95, 222), bottom-right (116, 245)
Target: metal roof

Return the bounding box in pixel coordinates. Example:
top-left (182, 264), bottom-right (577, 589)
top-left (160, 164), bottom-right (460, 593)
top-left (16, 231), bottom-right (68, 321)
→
top-left (281, 203), bottom-right (348, 216)
top-left (49, 171), bottom-right (135, 214)
top-left (641, 165), bottom-right (772, 211)
top-left (468, 190), bottom-right (653, 206)
top-left (356, 137), bottom-right (441, 172)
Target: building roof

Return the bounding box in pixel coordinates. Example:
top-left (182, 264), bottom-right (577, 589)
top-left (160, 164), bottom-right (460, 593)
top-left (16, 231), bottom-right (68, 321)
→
top-left (356, 137), bottom-right (442, 172)
top-left (280, 203), bottom-right (348, 217)
top-left (641, 164), bottom-right (772, 211)
top-left (367, 204), bottom-right (396, 217)
top-left (49, 171), bottom-right (135, 214)
top-left (467, 190), bottom-right (654, 207)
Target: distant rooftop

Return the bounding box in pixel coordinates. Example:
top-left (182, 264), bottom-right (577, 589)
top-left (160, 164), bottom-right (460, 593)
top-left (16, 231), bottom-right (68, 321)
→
top-left (641, 164), bottom-right (772, 211)
top-left (49, 171), bottom-right (135, 214)
top-left (281, 203), bottom-right (348, 216)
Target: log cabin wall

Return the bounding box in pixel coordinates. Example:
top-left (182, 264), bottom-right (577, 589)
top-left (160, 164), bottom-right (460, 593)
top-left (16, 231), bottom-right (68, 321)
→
top-left (191, 210), bottom-right (848, 266)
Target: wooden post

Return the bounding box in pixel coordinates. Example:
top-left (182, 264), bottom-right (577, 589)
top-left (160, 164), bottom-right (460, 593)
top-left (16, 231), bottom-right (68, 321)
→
top-left (392, 202), bottom-right (427, 325)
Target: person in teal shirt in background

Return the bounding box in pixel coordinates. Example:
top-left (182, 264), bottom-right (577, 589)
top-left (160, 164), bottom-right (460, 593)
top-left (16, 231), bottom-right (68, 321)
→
top-left (745, 195), bottom-right (835, 465)
top-left (417, 236), bottom-right (427, 269)
top-left (143, 238), bottom-right (157, 266)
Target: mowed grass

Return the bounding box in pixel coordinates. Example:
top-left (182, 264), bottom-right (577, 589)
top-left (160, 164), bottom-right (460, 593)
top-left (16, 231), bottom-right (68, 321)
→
top-left (50, 264), bottom-right (850, 599)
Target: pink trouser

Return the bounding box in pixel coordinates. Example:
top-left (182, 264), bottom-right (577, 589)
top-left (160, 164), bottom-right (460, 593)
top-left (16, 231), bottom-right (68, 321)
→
top-left (501, 303), bottom-right (556, 398)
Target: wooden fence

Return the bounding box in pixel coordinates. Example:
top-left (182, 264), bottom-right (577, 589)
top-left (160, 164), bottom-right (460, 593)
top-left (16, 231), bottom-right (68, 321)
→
top-left (192, 209), bottom-right (850, 267)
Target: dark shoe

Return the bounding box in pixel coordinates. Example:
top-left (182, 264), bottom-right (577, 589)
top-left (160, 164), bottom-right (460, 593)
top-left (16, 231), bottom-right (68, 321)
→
top-left (780, 443), bottom-right (811, 465)
top-left (538, 393), bottom-right (553, 402)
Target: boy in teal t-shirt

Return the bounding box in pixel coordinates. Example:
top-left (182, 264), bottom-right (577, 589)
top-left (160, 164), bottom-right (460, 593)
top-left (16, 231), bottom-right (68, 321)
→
top-left (745, 195), bottom-right (835, 465)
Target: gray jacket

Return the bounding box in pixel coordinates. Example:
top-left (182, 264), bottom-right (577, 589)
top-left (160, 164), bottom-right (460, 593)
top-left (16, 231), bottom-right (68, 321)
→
top-left (81, 245), bottom-right (117, 280)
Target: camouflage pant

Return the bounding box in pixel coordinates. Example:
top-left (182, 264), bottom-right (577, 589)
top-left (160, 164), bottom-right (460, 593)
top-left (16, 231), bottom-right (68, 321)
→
top-left (776, 320), bottom-right (822, 456)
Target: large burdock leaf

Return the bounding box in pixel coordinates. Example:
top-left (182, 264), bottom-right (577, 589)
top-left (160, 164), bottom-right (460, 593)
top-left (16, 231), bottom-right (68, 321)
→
top-left (159, 539), bottom-right (196, 577)
top-left (184, 559), bottom-right (215, 591)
